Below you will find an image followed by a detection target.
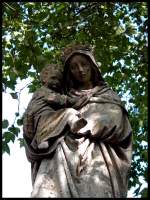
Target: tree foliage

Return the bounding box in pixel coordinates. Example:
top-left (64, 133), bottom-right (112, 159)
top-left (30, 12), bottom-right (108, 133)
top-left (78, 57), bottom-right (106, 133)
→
top-left (2, 2), bottom-right (148, 197)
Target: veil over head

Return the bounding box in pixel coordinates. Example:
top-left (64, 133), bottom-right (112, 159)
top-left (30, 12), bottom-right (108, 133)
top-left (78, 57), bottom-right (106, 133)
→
top-left (62, 44), bottom-right (105, 93)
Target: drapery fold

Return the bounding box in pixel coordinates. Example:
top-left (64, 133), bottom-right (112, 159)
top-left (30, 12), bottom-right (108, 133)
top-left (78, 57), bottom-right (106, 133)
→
top-left (24, 85), bottom-right (132, 198)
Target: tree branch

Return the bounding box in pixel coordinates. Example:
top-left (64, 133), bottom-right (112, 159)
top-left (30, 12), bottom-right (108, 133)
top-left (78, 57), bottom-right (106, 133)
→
top-left (3, 2), bottom-right (16, 11)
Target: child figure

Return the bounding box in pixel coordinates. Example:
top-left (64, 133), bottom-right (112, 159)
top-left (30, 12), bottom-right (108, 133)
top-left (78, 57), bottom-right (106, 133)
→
top-left (23, 64), bottom-right (87, 150)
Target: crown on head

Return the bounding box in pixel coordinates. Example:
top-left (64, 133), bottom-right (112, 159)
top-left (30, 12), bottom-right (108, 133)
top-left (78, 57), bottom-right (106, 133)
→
top-left (61, 43), bottom-right (94, 62)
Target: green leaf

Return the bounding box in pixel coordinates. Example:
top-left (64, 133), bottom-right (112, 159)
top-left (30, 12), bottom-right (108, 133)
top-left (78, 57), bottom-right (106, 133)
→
top-left (18, 138), bottom-right (25, 148)
top-left (15, 112), bottom-right (19, 117)
top-left (3, 131), bottom-right (15, 143)
top-left (10, 92), bottom-right (18, 99)
top-left (17, 118), bottom-right (23, 126)
top-left (8, 125), bottom-right (20, 136)
top-left (2, 142), bottom-right (10, 155)
top-left (140, 188), bottom-right (148, 198)
top-left (2, 119), bottom-right (9, 129)
top-left (129, 98), bottom-right (134, 103)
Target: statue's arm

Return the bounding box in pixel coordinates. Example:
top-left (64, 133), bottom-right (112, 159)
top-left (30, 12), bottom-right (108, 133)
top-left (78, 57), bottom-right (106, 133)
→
top-left (45, 92), bottom-right (86, 108)
top-left (77, 102), bottom-right (132, 145)
top-left (91, 107), bottom-right (132, 145)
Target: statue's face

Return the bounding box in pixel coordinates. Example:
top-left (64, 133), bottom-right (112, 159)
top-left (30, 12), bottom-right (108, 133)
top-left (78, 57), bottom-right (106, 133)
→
top-left (69, 54), bottom-right (92, 85)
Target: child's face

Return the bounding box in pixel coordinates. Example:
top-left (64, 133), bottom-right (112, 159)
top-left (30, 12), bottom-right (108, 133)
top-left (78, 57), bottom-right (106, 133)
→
top-left (45, 69), bottom-right (63, 90)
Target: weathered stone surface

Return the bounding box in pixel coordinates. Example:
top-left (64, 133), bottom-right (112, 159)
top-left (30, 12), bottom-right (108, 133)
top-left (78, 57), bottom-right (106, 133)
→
top-left (23, 45), bottom-right (132, 198)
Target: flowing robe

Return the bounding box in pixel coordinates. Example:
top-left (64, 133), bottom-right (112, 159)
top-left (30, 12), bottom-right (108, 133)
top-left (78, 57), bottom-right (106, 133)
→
top-left (23, 85), bottom-right (132, 198)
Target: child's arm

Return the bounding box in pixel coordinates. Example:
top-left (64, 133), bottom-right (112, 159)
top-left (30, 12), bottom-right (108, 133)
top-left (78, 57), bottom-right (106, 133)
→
top-left (39, 86), bottom-right (66, 108)
top-left (44, 93), bottom-right (67, 108)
